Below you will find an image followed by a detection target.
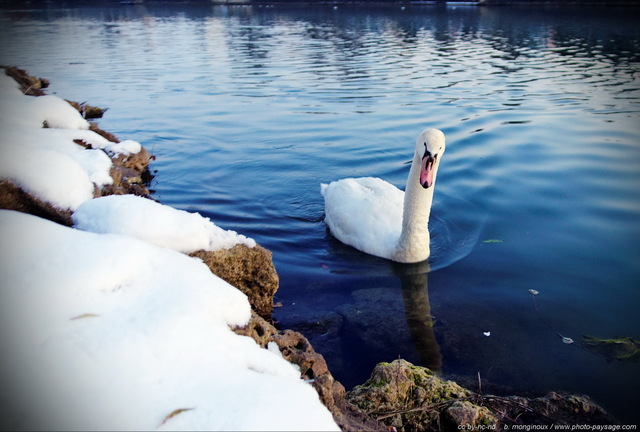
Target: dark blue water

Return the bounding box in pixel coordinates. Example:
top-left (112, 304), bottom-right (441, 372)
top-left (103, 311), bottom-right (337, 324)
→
top-left (2, 3), bottom-right (639, 423)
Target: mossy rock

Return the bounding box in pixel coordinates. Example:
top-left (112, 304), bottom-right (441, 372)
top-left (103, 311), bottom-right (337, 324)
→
top-left (346, 359), bottom-right (495, 431)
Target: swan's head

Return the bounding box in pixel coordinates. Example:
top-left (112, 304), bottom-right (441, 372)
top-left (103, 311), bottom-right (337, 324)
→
top-left (416, 128), bottom-right (446, 189)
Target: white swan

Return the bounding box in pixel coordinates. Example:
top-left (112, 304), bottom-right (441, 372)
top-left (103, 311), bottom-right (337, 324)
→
top-left (321, 128), bottom-right (446, 263)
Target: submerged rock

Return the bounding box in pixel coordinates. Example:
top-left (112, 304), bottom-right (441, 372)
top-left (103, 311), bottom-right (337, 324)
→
top-left (502, 392), bottom-right (617, 425)
top-left (346, 359), bottom-right (617, 431)
top-left (280, 309), bottom-right (346, 378)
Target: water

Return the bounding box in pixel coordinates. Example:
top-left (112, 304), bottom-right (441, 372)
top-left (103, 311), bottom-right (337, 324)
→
top-left (1, 2), bottom-right (639, 423)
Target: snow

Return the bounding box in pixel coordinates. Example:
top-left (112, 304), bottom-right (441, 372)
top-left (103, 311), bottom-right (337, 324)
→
top-left (0, 73), bottom-right (338, 430)
top-left (0, 74), bottom-right (90, 130)
top-left (0, 210), bottom-right (338, 431)
top-left (0, 73), bottom-right (144, 211)
top-left (0, 141), bottom-right (96, 210)
top-left (0, 124), bottom-right (119, 209)
top-left (73, 194), bottom-right (256, 252)
top-left (104, 138), bottom-right (142, 156)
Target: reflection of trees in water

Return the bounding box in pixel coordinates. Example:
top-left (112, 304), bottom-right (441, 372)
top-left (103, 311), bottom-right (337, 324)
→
top-left (226, 25), bottom-right (273, 68)
top-left (217, 5), bottom-right (639, 76)
top-left (30, 3), bottom-right (640, 66)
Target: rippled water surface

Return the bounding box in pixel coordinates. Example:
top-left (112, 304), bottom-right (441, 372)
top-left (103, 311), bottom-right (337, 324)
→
top-left (2, 3), bottom-right (639, 423)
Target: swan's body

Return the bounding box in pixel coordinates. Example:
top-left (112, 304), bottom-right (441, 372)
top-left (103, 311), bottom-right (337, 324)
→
top-left (321, 128), bottom-right (446, 263)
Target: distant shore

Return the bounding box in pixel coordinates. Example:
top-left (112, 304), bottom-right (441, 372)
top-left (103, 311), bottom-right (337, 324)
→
top-left (207, 0), bottom-right (640, 4)
top-left (2, 0), bottom-right (640, 7)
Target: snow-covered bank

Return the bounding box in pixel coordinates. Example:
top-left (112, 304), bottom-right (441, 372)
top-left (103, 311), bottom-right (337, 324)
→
top-left (0, 70), bottom-right (339, 430)
top-left (0, 210), bottom-right (338, 430)
top-left (0, 73), bottom-right (140, 211)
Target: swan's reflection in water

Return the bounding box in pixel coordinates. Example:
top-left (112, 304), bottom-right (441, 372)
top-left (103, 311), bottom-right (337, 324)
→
top-left (282, 208), bottom-right (475, 386)
top-left (285, 191), bottom-right (479, 386)
top-left (317, 257), bottom-right (443, 387)
top-left (394, 261), bottom-right (442, 371)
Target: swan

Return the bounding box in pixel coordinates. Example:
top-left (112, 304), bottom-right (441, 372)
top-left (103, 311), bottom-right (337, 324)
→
top-left (321, 128), bottom-right (446, 263)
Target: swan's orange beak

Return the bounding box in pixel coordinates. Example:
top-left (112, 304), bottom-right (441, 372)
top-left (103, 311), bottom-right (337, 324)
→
top-left (420, 151), bottom-right (436, 189)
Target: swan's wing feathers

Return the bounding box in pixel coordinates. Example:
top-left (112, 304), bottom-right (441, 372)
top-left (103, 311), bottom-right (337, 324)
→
top-left (322, 177), bottom-right (404, 259)
top-left (320, 183), bottom-right (329, 196)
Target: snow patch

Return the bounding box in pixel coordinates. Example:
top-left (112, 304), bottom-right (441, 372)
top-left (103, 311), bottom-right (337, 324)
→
top-left (0, 124), bottom-right (115, 189)
top-left (73, 194), bottom-right (256, 252)
top-left (0, 76), bottom-right (90, 130)
top-left (0, 141), bottom-right (96, 210)
top-left (0, 210), bottom-right (338, 431)
top-left (104, 139), bottom-right (142, 156)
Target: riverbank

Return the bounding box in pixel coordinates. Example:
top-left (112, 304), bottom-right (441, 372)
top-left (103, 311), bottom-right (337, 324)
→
top-left (0, 68), bottom-right (622, 430)
top-left (0, 66), bottom-right (340, 430)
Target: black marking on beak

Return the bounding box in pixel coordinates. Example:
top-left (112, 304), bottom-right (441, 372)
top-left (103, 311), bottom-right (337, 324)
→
top-left (420, 148), bottom-right (438, 189)
top-left (423, 147), bottom-right (433, 162)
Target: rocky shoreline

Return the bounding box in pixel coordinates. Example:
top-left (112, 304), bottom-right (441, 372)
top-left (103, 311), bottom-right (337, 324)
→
top-left (0, 67), bottom-right (619, 430)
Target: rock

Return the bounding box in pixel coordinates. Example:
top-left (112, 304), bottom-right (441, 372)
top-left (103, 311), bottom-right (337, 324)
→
top-left (0, 179), bottom-right (74, 226)
top-left (279, 341), bottom-right (387, 432)
top-left (2, 66), bottom-right (49, 95)
top-left (67, 108), bottom-right (154, 198)
top-left (347, 359), bottom-right (484, 431)
top-left (189, 244), bottom-right (279, 320)
top-left (99, 146), bottom-right (154, 198)
top-left (115, 146), bottom-right (153, 173)
top-left (280, 309), bottom-right (346, 378)
top-left (232, 310), bottom-right (279, 347)
top-left (500, 392), bottom-right (617, 425)
top-left (346, 359), bottom-right (617, 431)
top-left (65, 100), bottom-right (107, 119)
top-left (445, 400), bottom-right (489, 427)
top-left (233, 312), bottom-right (388, 432)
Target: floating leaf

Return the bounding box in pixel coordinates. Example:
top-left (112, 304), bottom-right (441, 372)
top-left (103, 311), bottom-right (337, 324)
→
top-left (581, 336), bottom-right (640, 362)
top-left (561, 336), bottom-right (574, 344)
top-left (528, 289), bottom-right (539, 296)
top-left (70, 313), bottom-right (99, 320)
top-left (482, 239), bottom-right (503, 243)
top-left (159, 408), bottom-right (194, 427)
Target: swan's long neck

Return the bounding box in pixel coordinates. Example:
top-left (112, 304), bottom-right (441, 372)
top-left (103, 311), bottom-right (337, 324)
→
top-left (395, 151), bottom-right (436, 263)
